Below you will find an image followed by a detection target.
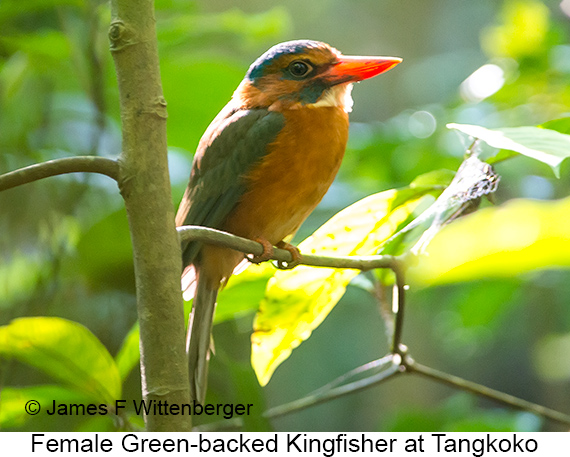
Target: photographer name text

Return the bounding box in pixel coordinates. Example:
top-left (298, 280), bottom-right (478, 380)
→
top-left (31, 400), bottom-right (252, 420)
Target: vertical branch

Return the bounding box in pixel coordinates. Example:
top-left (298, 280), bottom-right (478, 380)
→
top-left (390, 263), bottom-right (406, 355)
top-left (107, 0), bottom-right (191, 431)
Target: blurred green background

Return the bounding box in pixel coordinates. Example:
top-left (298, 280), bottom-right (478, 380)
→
top-left (1, 0), bottom-right (570, 431)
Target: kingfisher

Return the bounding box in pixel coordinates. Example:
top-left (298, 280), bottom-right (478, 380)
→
top-left (175, 40), bottom-right (401, 403)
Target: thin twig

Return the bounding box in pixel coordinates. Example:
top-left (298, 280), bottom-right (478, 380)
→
top-left (177, 225), bottom-right (400, 271)
top-left (0, 156), bottom-right (120, 192)
top-left (263, 358), bottom-right (402, 419)
top-left (391, 264), bottom-right (407, 354)
top-left (308, 354), bottom-right (395, 398)
top-left (407, 358), bottom-right (570, 427)
top-left (193, 356), bottom-right (401, 431)
top-left (180, 223), bottom-right (570, 430)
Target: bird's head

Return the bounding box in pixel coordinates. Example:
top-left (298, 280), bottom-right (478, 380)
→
top-left (234, 40), bottom-right (401, 112)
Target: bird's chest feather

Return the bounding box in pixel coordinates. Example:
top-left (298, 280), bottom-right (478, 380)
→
top-left (224, 106), bottom-right (349, 242)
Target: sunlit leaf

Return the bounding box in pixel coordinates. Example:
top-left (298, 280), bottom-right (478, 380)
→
top-left (0, 385), bottom-right (91, 428)
top-left (410, 196), bottom-right (570, 285)
top-left (252, 186), bottom-right (436, 385)
top-left (0, 317), bottom-right (121, 403)
top-left (448, 123), bottom-right (570, 178)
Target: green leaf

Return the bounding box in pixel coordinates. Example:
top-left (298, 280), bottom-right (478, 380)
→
top-left (410, 196), bottom-right (570, 285)
top-left (0, 317), bottom-right (121, 403)
top-left (448, 123), bottom-right (570, 178)
top-left (251, 186), bottom-right (435, 385)
top-left (0, 385), bottom-right (91, 429)
top-left (115, 324), bottom-right (140, 381)
top-left (541, 117), bottom-right (570, 135)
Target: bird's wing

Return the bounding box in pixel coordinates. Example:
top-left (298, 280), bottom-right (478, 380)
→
top-left (176, 105), bottom-right (285, 268)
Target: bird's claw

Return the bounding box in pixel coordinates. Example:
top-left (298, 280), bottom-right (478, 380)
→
top-left (275, 241), bottom-right (302, 270)
top-left (248, 237), bottom-right (274, 264)
top-left (247, 239), bottom-right (302, 269)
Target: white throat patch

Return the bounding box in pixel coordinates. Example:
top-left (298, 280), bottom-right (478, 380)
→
top-left (309, 83), bottom-right (354, 112)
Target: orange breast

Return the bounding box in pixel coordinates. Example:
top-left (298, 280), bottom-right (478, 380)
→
top-left (225, 106), bottom-right (349, 243)
top-left (199, 106), bottom-right (348, 285)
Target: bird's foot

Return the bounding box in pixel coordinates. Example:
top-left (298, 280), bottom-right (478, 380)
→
top-left (275, 241), bottom-right (302, 270)
top-left (248, 237), bottom-right (274, 264)
top-left (246, 239), bottom-right (302, 269)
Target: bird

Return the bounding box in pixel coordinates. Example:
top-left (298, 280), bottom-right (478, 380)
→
top-left (175, 39), bottom-right (401, 403)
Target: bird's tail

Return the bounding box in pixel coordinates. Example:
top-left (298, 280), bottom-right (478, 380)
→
top-left (187, 270), bottom-right (218, 404)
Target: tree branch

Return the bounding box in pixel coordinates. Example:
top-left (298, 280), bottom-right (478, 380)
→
top-left (177, 149), bottom-right (568, 431)
top-left (199, 349), bottom-right (570, 431)
top-left (264, 356), bottom-right (401, 419)
top-left (261, 353), bottom-right (570, 428)
top-left (391, 263), bottom-right (407, 354)
top-left (181, 230), bottom-right (570, 430)
top-left (177, 225), bottom-right (399, 271)
top-left (0, 156), bottom-right (120, 192)
top-left (108, 0), bottom-right (191, 431)
top-left (406, 358), bottom-right (570, 426)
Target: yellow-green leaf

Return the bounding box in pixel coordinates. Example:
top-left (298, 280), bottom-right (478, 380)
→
top-left (0, 317), bottom-right (121, 403)
top-left (252, 187), bottom-right (434, 385)
top-left (410, 197), bottom-right (570, 285)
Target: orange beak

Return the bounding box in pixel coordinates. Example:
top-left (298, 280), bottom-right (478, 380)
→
top-left (325, 55), bottom-right (402, 84)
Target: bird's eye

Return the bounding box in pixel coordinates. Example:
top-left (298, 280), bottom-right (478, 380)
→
top-left (288, 60), bottom-right (312, 78)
